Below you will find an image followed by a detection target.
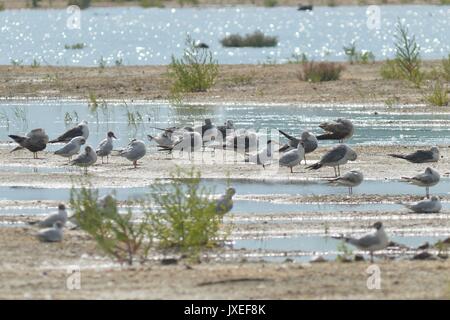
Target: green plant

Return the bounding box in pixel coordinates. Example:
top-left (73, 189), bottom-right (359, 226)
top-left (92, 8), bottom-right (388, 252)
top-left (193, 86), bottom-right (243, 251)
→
top-left (98, 56), bottom-right (107, 69)
top-left (144, 167), bottom-right (225, 258)
top-left (0, 2), bottom-right (5, 11)
top-left (263, 0), bottom-right (278, 7)
top-left (380, 59), bottom-right (403, 80)
top-left (64, 43), bottom-right (85, 50)
top-left (336, 241), bottom-right (353, 262)
top-left (67, 0), bottom-right (91, 9)
top-left (343, 42), bottom-right (375, 64)
top-left (168, 35), bottom-right (219, 96)
top-left (440, 0), bottom-right (450, 4)
top-left (11, 59), bottom-right (23, 66)
top-left (115, 57), bottom-right (123, 66)
top-left (442, 54), bottom-right (450, 81)
top-left (288, 52), bottom-right (308, 64)
top-left (31, 59), bottom-right (40, 68)
top-left (32, 0), bottom-right (42, 8)
top-left (227, 73), bottom-right (255, 86)
top-left (425, 81), bottom-right (449, 106)
top-left (220, 31), bottom-right (278, 48)
top-left (177, 0), bottom-right (199, 6)
top-left (298, 61), bottom-right (344, 82)
top-left (140, 0), bottom-right (164, 7)
top-left (70, 187), bottom-right (152, 265)
top-left (393, 20), bottom-right (423, 86)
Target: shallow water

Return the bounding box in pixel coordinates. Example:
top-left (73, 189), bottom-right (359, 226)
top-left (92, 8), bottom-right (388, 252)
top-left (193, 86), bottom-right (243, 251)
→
top-left (2, 100), bottom-right (450, 147)
top-left (0, 6), bottom-right (448, 66)
top-left (233, 235), bottom-right (445, 262)
top-left (0, 178), bottom-right (449, 201)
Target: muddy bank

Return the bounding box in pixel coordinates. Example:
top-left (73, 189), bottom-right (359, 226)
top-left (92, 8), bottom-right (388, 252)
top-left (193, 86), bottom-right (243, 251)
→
top-left (0, 61), bottom-right (446, 106)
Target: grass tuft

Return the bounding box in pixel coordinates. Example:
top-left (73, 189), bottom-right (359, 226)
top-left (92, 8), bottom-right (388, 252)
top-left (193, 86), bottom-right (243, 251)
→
top-left (220, 31), bottom-right (277, 48)
top-left (298, 61), bottom-right (344, 82)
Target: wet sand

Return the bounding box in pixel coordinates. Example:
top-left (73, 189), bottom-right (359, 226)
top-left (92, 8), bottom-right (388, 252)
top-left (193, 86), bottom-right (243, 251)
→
top-left (0, 61), bottom-right (446, 106)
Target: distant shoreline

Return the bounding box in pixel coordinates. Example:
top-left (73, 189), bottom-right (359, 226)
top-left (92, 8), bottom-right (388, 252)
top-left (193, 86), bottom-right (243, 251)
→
top-left (0, 0), bottom-right (448, 10)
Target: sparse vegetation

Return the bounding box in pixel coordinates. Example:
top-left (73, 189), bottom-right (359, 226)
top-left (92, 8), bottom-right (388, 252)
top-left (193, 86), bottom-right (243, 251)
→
top-left (64, 43), bottom-right (85, 50)
top-left (442, 55), bottom-right (450, 81)
top-left (140, 0), bottom-right (164, 7)
top-left (69, 168), bottom-right (227, 264)
top-left (11, 59), bottom-right (23, 66)
top-left (67, 0), bottom-right (91, 9)
top-left (381, 20), bottom-right (423, 86)
top-left (220, 31), bottom-right (278, 48)
top-left (177, 0), bottom-right (199, 6)
top-left (263, 0), bottom-right (278, 7)
top-left (336, 241), bottom-right (353, 262)
top-left (32, 0), bottom-right (42, 8)
top-left (287, 52), bottom-right (309, 64)
top-left (343, 42), bottom-right (375, 64)
top-left (298, 61), bottom-right (344, 82)
top-left (425, 81), bottom-right (449, 106)
top-left (98, 56), bottom-right (107, 69)
top-left (31, 59), bottom-right (40, 68)
top-left (168, 36), bottom-right (219, 95)
top-left (0, 2), bottom-right (4, 11)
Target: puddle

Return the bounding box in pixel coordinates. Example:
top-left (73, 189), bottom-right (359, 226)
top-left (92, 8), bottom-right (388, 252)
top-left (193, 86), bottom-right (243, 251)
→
top-left (0, 6), bottom-right (448, 66)
top-left (233, 235), bottom-right (446, 262)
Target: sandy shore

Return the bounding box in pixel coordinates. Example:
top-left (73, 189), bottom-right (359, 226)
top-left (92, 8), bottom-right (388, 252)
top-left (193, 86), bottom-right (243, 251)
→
top-left (0, 0), bottom-right (445, 10)
top-left (0, 227), bottom-right (449, 299)
top-left (1, 61), bottom-right (447, 106)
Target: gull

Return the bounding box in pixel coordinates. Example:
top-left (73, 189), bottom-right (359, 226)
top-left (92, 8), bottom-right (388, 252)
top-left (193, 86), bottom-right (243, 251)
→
top-left (401, 167), bottom-right (440, 199)
top-left (147, 131), bottom-right (178, 148)
top-left (217, 120), bottom-right (235, 139)
top-left (279, 142), bottom-right (305, 173)
top-left (222, 131), bottom-right (259, 153)
top-left (245, 140), bottom-right (275, 169)
top-left (307, 144), bottom-right (357, 177)
top-left (96, 131), bottom-right (117, 164)
top-left (278, 130), bottom-right (318, 163)
top-left (119, 139), bottom-right (147, 168)
top-left (70, 145), bottom-right (97, 174)
top-left (215, 187), bottom-right (236, 215)
top-left (158, 132), bottom-right (202, 160)
top-left (49, 120), bottom-right (89, 143)
top-left (194, 118), bottom-right (219, 145)
top-left (317, 119), bottom-right (354, 143)
top-left (8, 128), bottom-right (49, 159)
top-left (333, 221), bottom-right (389, 263)
top-left (388, 147), bottom-right (440, 163)
top-left (31, 204), bottom-right (68, 228)
top-left (401, 196), bottom-right (442, 213)
top-left (54, 136), bottom-right (86, 162)
top-left (328, 170), bottom-right (364, 195)
top-left (37, 221), bottom-right (64, 243)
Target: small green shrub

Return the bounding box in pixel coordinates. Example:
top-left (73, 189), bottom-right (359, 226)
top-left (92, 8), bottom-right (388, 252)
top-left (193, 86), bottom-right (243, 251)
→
top-left (393, 20), bottom-right (423, 86)
top-left (426, 81), bottom-right (449, 106)
top-left (177, 0), bottom-right (199, 6)
top-left (144, 167), bottom-right (224, 258)
top-left (140, 0), bottom-right (164, 8)
top-left (442, 55), bottom-right (450, 81)
top-left (380, 59), bottom-right (403, 80)
top-left (263, 0), bottom-right (278, 7)
top-left (440, 0), bottom-right (450, 4)
top-left (70, 188), bottom-right (152, 265)
top-left (343, 42), bottom-right (375, 64)
top-left (31, 59), bottom-right (40, 68)
top-left (298, 61), bottom-right (344, 82)
top-left (220, 31), bottom-right (278, 48)
top-left (32, 0), bottom-right (42, 8)
top-left (0, 2), bottom-right (5, 11)
top-left (288, 52), bottom-right (308, 64)
top-left (168, 36), bottom-right (219, 95)
top-left (67, 0), bottom-right (91, 9)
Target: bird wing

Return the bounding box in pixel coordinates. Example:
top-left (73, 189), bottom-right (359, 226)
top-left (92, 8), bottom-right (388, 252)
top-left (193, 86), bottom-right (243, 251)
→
top-left (55, 141), bottom-right (77, 155)
top-left (405, 150), bottom-right (433, 162)
top-left (53, 125), bottom-right (83, 142)
top-left (321, 145), bottom-right (346, 164)
top-left (278, 129), bottom-right (300, 144)
top-left (347, 233), bottom-right (379, 249)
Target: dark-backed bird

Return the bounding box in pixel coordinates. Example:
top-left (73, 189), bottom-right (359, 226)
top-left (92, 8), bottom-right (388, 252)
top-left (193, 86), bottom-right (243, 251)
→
top-left (388, 147), bottom-right (439, 163)
top-left (278, 130), bottom-right (318, 163)
top-left (9, 128), bottom-right (49, 159)
top-left (96, 131), bottom-right (117, 164)
top-left (49, 120), bottom-right (89, 143)
top-left (71, 145), bottom-right (97, 174)
top-left (317, 119), bottom-right (354, 143)
top-left (307, 144), bottom-right (357, 177)
top-left (401, 167), bottom-right (440, 199)
top-left (328, 170), bottom-right (364, 195)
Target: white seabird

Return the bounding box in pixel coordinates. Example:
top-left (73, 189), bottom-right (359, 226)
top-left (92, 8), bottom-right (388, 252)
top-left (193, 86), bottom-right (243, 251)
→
top-left (401, 167), bottom-right (440, 199)
top-left (307, 144), bottom-right (357, 177)
top-left (215, 187), bottom-right (236, 215)
top-left (328, 170), bottom-right (364, 195)
top-left (401, 196), bottom-right (442, 213)
top-left (279, 142), bottom-right (305, 173)
top-left (54, 136), bottom-right (86, 162)
top-left (96, 131), bottom-right (117, 164)
top-left (70, 145), bottom-right (97, 174)
top-left (37, 221), bottom-right (64, 242)
top-left (119, 139), bottom-right (147, 168)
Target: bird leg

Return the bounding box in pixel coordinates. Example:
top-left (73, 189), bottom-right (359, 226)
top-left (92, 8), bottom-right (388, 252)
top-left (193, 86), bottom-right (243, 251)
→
top-left (290, 166), bottom-right (293, 174)
top-left (370, 251), bottom-right (374, 263)
top-left (303, 154), bottom-right (307, 165)
top-left (333, 166), bottom-right (337, 177)
top-left (426, 186), bottom-right (430, 199)
top-left (107, 155), bottom-right (109, 164)
top-left (133, 160), bottom-right (137, 169)
top-left (337, 165), bottom-right (341, 176)
top-left (101, 157), bottom-right (104, 164)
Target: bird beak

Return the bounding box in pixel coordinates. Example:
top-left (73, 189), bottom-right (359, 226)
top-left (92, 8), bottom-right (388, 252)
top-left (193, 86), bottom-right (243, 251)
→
top-left (113, 134), bottom-right (118, 139)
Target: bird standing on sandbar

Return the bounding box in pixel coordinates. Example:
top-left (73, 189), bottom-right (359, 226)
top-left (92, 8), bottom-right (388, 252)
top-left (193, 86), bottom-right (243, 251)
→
top-left (37, 221), bottom-right (64, 242)
top-left (278, 130), bottom-right (318, 163)
top-left (71, 145), bottom-right (97, 174)
top-left (307, 144), bottom-right (357, 177)
top-left (54, 136), bottom-right (86, 162)
top-left (9, 128), bottom-right (49, 159)
top-left (119, 139), bottom-right (147, 168)
top-left (279, 142), bottom-right (305, 173)
top-left (328, 170), bottom-right (364, 195)
top-left (401, 167), bottom-right (440, 199)
top-left (96, 131), bottom-right (117, 164)
top-left (401, 196), bottom-right (442, 213)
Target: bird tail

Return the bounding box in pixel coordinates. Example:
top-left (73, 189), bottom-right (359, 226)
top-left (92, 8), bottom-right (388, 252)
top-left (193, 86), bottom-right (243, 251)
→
top-left (10, 146), bottom-right (24, 153)
top-left (388, 153), bottom-right (407, 160)
top-left (278, 144), bottom-right (290, 152)
top-left (147, 134), bottom-right (154, 141)
top-left (48, 138), bottom-right (61, 144)
top-left (8, 134), bottom-right (26, 144)
top-left (306, 162), bottom-right (322, 170)
top-left (400, 176), bottom-right (412, 182)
